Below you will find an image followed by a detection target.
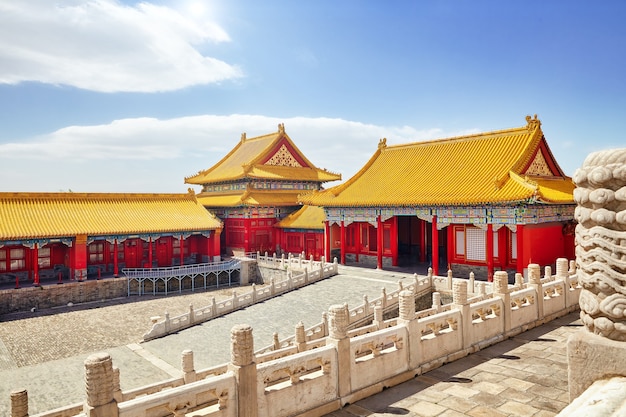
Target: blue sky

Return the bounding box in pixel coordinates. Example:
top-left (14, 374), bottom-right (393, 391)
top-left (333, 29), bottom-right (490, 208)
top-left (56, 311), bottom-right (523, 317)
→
top-left (0, 0), bottom-right (624, 192)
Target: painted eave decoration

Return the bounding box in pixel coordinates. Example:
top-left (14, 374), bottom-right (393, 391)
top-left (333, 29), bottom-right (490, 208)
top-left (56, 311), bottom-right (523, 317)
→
top-left (299, 115), bottom-right (575, 208)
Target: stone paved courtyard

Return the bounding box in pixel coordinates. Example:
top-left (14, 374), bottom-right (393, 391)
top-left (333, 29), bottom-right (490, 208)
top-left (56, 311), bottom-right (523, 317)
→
top-left (0, 266), bottom-right (581, 416)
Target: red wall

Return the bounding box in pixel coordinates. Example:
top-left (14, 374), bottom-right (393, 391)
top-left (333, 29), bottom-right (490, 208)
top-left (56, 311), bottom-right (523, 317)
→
top-left (523, 222), bottom-right (570, 267)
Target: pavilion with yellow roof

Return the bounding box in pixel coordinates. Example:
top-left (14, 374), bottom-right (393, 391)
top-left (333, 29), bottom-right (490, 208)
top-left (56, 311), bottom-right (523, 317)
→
top-left (185, 123), bottom-right (340, 256)
top-left (299, 115), bottom-right (576, 279)
top-left (0, 191), bottom-right (222, 286)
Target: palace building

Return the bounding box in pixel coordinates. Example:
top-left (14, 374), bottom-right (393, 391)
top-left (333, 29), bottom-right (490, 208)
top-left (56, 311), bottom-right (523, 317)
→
top-left (0, 191), bottom-right (222, 287)
top-left (185, 124), bottom-right (341, 256)
top-left (299, 115), bottom-right (576, 280)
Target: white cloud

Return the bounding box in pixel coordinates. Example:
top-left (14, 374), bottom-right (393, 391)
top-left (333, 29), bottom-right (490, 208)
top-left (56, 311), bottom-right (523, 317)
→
top-left (0, 114), bottom-right (475, 193)
top-left (0, 0), bottom-right (241, 92)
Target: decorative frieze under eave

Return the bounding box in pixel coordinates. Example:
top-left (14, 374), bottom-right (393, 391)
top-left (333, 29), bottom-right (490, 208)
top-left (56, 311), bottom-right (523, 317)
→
top-left (323, 204), bottom-right (575, 228)
top-left (211, 206), bottom-right (295, 220)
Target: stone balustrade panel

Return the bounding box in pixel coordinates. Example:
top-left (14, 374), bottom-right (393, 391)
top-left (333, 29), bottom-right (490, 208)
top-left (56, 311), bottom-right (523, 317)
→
top-left (117, 372), bottom-right (236, 417)
top-left (417, 310), bottom-right (463, 364)
top-left (509, 287), bottom-right (538, 329)
top-left (469, 298), bottom-right (505, 346)
top-left (256, 345), bottom-right (337, 417)
top-left (542, 280), bottom-right (567, 317)
top-left (349, 326), bottom-right (409, 392)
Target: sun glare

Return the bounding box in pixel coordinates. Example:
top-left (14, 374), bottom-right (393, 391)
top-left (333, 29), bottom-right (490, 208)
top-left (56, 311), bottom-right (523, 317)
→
top-left (187, 1), bottom-right (208, 17)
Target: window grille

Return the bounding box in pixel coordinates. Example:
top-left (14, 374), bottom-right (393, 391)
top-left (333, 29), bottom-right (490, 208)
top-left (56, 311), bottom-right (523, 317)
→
top-left (466, 228), bottom-right (486, 261)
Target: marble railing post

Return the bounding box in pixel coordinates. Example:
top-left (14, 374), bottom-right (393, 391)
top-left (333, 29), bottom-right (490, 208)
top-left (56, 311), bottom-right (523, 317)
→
top-left (295, 321), bottom-right (306, 352)
top-left (228, 324), bottom-right (258, 417)
top-left (468, 272), bottom-right (475, 294)
top-left (83, 352), bottom-right (118, 417)
top-left (527, 264), bottom-right (543, 320)
top-left (452, 281), bottom-right (471, 350)
top-left (556, 258), bottom-right (573, 306)
top-left (493, 271), bottom-right (511, 333)
top-left (568, 148), bottom-right (626, 400)
top-left (326, 304), bottom-right (351, 398)
top-left (182, 350), bottom-right (196, 384)
top-left (397, 290), bottom-right (420, 368)
top-left (10, 388), bottom-right (28, 417)
top-left (432, 291), bottom-right (441, 313)
top-left (373, 305), bottom-right (383, 329)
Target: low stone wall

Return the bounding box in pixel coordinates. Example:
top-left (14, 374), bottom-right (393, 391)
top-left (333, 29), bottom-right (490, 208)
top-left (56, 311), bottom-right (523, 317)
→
top-left (450, 263), bottom-right (517, 282)
top-left (0, 278), bottom-right (128, 315)
top-left (345, 253), bottom-right (393, 268)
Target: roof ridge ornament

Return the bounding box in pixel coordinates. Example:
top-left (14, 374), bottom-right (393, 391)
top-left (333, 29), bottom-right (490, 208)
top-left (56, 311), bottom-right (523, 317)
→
top-left (241, 132), bottom-right (246, 142)
top-left (278, 123), bottom-right (285, 133)
top-left (525, 114), bottom-right (541, 131)
top-left (378, 138), bottom-right (387, 150)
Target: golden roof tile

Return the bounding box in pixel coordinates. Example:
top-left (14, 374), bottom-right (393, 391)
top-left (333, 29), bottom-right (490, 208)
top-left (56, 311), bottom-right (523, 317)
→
top-left (299, 115), bottom-right (574, 207)
top-left (275, 205), bottom-right (325, 230)
top-left (185, 124), bottom-right (341, 185)
top-left (0, 191), bottom-right (222, 240)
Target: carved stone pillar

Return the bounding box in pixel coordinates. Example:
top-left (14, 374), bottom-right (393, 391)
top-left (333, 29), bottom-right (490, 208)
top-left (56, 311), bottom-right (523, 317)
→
top-left (10, 388), bottom-right (28, 417)
top-left (568, 148), bottom-right (626, 400)
top-left (228, 324), bottom-right (258, 417)
top-left (326, 304), bottom-right (351, 397)
top-left (83, 352), bottom-right (118, 417)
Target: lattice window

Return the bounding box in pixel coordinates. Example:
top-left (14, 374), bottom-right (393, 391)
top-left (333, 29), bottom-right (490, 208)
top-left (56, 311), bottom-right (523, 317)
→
top-left (525, 151), bottom-right (553, 176)
top-left (466, 228), bottom-right (486, 261)
top-left (264, 144), bottom-right (303, 167)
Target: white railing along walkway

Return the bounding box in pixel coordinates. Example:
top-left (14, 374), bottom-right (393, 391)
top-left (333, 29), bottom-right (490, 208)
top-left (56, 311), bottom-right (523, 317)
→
top-left (123, 259), bottom-right (241, 296)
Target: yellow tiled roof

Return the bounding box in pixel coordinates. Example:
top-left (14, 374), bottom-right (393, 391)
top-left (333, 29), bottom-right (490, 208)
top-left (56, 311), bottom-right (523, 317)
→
top-left (0, 192), bottom-right (222, 240)
top-left (185, 125), bottom-right (341, 184)
top-left (300, 116), bottom-right (574, 207)
top-left (197, 189), bottom-right (302, 208)
top-left (275, 205), bottom-right (325, 230)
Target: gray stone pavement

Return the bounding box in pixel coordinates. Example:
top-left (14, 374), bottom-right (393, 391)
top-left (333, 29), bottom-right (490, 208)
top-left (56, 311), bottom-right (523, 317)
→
top-left (0, 266), bottom-right (418, 415)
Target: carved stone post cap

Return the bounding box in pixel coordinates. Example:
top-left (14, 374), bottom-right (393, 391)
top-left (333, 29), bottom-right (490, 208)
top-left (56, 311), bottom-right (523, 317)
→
top-left (493, 271), bottom-right (509, 293)
top-left (453, 280), bottom-right (468, 305)
top-left (230, 324), bottom-right (254, 366)
top-left (85, 351), bottom-right (112, 365)
top-left (10, 388), bottom-right (28, 395)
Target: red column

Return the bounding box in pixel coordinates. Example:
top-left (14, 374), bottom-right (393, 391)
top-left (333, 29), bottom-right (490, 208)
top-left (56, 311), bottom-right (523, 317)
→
top-left (340, 221), bottom-right (346, 265)
top-left (391, 217), bottom-right (399, 267)
top-left (214, 228), bottom-right (222, 261)
top-left (113, 239), bottom-right (119, 277)
top-left (419, 219), bottom-right (426, 262)
top-left (33, 243), bottom-right (40, 286)
top-left (487, 224), bottom-right (494, 282)
top-left (447, 226), bottom-right (454, 270)
top-left (324, 221), bottom-right (331, 262)
top-left (516, 225), bottom-right (524, 274)
top-left (432, 216), bottom-right (439, 276)
top-left (74, 235), bottom-right (87, 281)
top-left (179, 235), bottom-right (185, 266)
top-left (206, 234), bottom-right (213, 263)
top-left (244, 219), bottom-right (251, 253)
top-left (148, 237), bottom-right (153, 268)
top-left (376, 215), bottom-right (383, 270)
